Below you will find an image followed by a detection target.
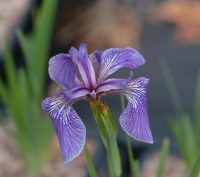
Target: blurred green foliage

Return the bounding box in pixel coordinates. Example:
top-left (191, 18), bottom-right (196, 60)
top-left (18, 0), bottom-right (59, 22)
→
top-left (0, 0), bottom-right (58, 174)
top-left (119, 61), bottom-right (200, 177)
top-left (121, 95), bottom-right (171, 177)
top-left (156, 138), bottom-right (170, 177)
top-left (161, 61), bottom-right (200, 176)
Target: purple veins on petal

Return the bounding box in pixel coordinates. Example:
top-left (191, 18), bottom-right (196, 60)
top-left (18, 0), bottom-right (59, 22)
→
top-left (119, 77), bottom-right (153, 144)
top-left (42, 96), bottom-right (86, 163)
top-left (69, 46), bottom-right (97, 89)
top-left (92, 51), bottom-right (102, 64)
top-left (43, 43), bottom-right (153, 163)
top-left (96, 78), bottom-right (128, 93)
top-left (48, 53), bottom-right (79, 89)
top-left (90, 50), bottom-right (102, 81)
top-left (96, 72), bottom-right (133, 93)
top-left (98, 48), bottom-right (145, 82)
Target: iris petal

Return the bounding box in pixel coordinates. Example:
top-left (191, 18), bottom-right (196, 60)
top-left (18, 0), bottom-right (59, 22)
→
top-left (64, 87), bottom-right (90, 101)
top-left (96, 72), bottom-right (133, 93)
top-left (42, 96), bottom-right (86, 163)
top-left (96, 79), bottom-right (126, 93)
top-left (98, 48), bottom-right (145, 82)
top-left (49, 53), bottom-right (79, 89)
top-left (119, 77), bottom-right (153, 143)
top-left (90, 50), bottom-right (102, 81)
top-left (79, 43), bottom-right (87, 55)
top-left (69, 45), bottom-right (97, 89)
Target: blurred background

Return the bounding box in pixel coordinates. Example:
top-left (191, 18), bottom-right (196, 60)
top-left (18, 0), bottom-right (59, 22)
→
top-left (0, 0), bottom-right (200, 176)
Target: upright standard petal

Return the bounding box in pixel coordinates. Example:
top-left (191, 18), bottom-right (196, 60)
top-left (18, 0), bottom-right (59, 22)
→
top-left (119, 77), bottom-right (153, 143)
top-left (98, 48), bottom-right (145, 82)
top-left (42, 96), bottom-right (86, 163)
top-left (90, 50), bottom-right (102, 80)
top-left (49, 54), bottom-right (79, 89)
top-left (69, 45), bottom-right (97, 89)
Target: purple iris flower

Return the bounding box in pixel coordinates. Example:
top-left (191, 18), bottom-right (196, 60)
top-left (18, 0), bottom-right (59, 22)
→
top-left (42, 44), bottom-right (153, 163)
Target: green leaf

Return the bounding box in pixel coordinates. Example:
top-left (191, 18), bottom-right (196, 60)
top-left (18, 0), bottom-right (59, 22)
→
top-left (126, 135), bottom-right (139, 177)
top-left (16, 30), bottom-right (33, 67)
top-left (181, 115), bottom-right (197, 168)
top-left (168, 115), bottom-right (197, 169)
top-left (156, 138), bottom-right (170, 177)
top-left (5, 0), bottom-right (58, 174)
top-left (0, 79), bottom-right (8, 107)
top-left (1, 48), bottom-right (27, 131)
top-left (16, 30), bottom-right (39, 97)
top-left (160, 60), bottom-right (182, 116)
top-left (194, 71), bottom-right (200, 141)
top-left (17, 0), bottom-right (58, 99)
top-left (100, 112), bottom-right (121, 177)
top-left (84, 145), bottom-right (98, 177)
top-left (189, 152), bottom-right (200, 177)
top-left (168, 114), bottom-right (198, 169)
top-left (3, 46), bottom-right (17, 96)
top-left (33, 0), bottom-right (58, 94)
top-left (15, 70), bottom-right (53, 173)
top-left (168, 117), bottom-right (181, 145)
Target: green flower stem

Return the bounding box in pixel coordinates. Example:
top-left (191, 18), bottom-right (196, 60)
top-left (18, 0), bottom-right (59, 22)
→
top-left (126, 135), bottom-right (139, 177)
top-left (90, 101), bottom-right (121, 177)
top-left (84, 145), bottom-right (98, 177)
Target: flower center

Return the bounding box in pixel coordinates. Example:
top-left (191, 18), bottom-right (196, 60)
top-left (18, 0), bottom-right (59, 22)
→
top-left (90, 90), bottom-right (96, 100)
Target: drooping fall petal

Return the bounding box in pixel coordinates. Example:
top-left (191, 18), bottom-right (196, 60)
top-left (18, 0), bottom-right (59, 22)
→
top-left (42, 95), bottom-right (86, 162)
top-left (119, 77), bottom-right (153, 143)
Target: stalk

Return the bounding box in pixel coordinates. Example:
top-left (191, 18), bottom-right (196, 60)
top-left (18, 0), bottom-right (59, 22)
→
top-left (90, 101), bottom-right (122, 177)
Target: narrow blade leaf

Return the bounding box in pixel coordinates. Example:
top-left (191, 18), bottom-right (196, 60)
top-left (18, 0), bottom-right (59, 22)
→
top-left (156, 138), bottom-right (170, 177)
